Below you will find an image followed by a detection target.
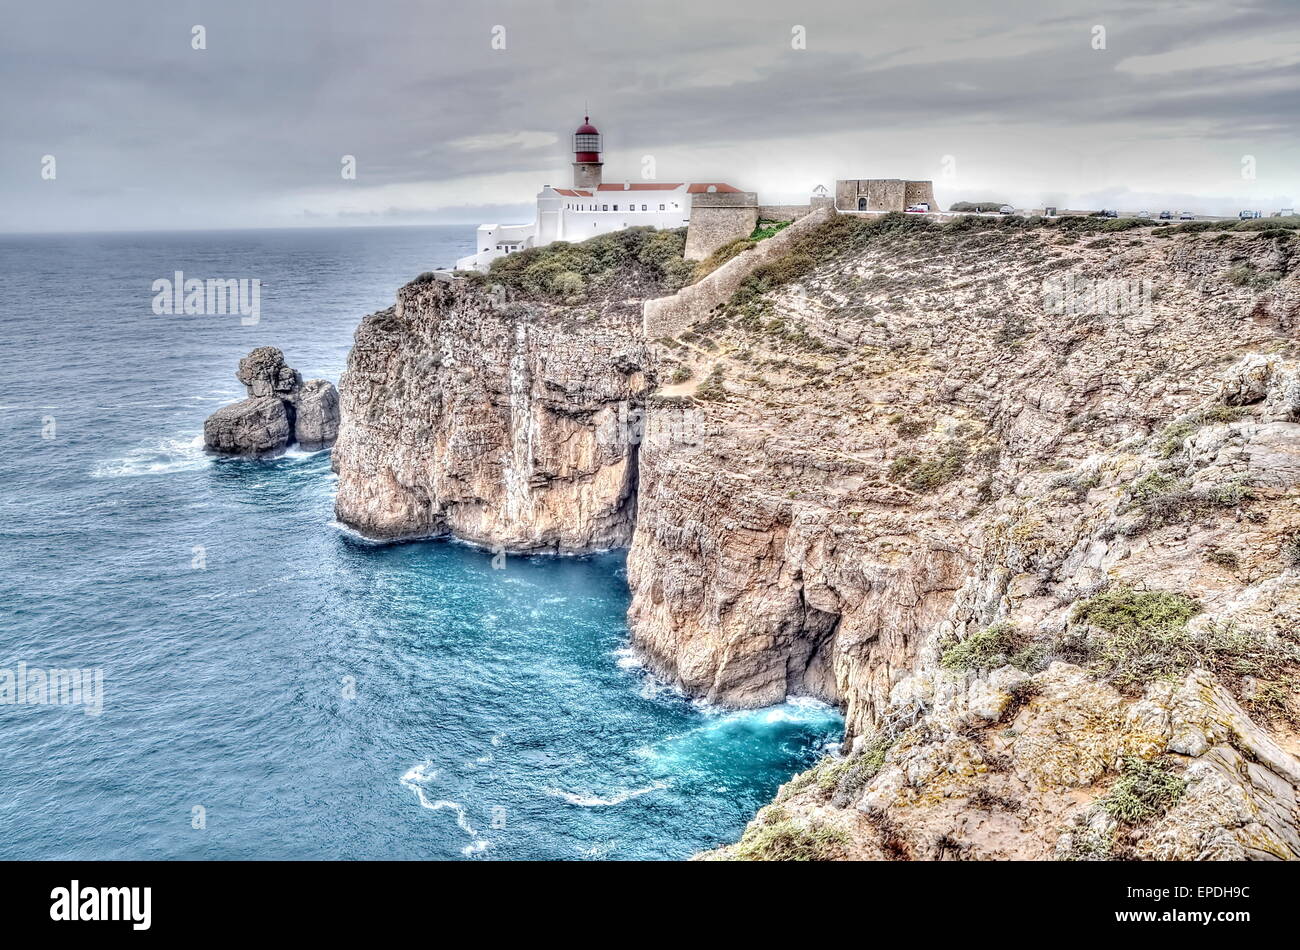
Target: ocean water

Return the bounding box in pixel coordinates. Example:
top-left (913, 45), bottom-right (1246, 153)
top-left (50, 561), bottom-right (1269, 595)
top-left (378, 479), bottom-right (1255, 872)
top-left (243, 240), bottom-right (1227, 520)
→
top-left (0, 225), bottom-right (841, 860)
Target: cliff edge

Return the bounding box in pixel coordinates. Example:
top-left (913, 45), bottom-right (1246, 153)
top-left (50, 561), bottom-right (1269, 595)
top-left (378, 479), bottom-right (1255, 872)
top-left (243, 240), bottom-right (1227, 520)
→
top-left (334, 216), bottom-right (1300, 859)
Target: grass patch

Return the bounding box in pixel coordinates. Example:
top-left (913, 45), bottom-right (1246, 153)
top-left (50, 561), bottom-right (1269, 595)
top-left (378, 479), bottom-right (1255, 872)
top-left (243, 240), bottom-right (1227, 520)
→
top-left (889, 441), bottom-right (967, 492)
top-left (750, 220), bottom-right (791, 241)
top-left (694, 364), bottom-right (727, 402)
top-left (730, 815), bottom-right (849, 861)
top-left (1226, 263), bottom-right (1283, 288)
top-left (1099, 758), bottom-right (1187, 825)
top-left (1124, 470), bottom-right (1253, 533)
top-left (1073, 586), bottom-right (1200, 635)
top-left (940, 622), bottom-right (1023, 672)
top-left (486, 226), bottom-right (693, 302)
top-left (1154, 405), bottom-right (1245, 458)
top-left (1074, 586), bottom-right (1300, 691)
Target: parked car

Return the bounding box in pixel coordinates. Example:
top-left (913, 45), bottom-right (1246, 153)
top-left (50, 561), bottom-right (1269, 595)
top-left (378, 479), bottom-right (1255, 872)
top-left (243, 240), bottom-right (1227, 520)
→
top-left (1178, 211), bottom-right (1195, 220)
top-left (998, 205), bottom-right (1015, 215)
top-left (1275, 209), bottom-right (1295, 217)
top-left (1101, 209), bottom-right (1119, 218)
top-left (904, 202), bottom-right (930, 213)
top-left (1137, 210), bottom-right (1151, 218)
top-left (1239, 210), bottom-right (1262, 220)
top-left (1158, 210), bottom-right (1173, 220)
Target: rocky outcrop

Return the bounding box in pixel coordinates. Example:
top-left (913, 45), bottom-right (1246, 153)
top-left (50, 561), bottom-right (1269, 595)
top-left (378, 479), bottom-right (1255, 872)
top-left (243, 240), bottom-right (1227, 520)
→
top-left (204, 346), bottom-right (338, 456)
top-left (204, 396), bottom-right (293, 456)
top-left (333, 222), bottom-right (1300, 859)
top-left (331, 274), bottom-right (649, 550)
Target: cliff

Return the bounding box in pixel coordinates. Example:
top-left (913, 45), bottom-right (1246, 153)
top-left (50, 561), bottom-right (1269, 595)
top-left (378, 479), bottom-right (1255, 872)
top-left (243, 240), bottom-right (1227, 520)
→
top-left (334, 216), bottom-right (1300, 859)
top-left (332, 272), bottom-right (649, 549)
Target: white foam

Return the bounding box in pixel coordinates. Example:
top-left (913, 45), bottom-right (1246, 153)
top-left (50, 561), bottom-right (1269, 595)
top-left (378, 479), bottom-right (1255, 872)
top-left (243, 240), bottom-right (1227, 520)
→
top-left (400, 761), bottom-right (490, 855)
top-left (91, 435), bottom-right (208, 478)
top-left (543, 781), bottom-right (668, 807)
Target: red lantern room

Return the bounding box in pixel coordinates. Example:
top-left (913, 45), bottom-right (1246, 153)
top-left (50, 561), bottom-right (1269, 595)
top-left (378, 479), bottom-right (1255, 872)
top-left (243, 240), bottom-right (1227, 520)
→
top-left (573, 116), bottom-right (601, 162)
top-left (571, 116), bottom-right (604, 189)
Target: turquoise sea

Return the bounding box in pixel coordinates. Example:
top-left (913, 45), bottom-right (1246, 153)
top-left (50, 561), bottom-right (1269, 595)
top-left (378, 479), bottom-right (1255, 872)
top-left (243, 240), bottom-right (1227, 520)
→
top-left (0, 225), bottom-right (842, 859)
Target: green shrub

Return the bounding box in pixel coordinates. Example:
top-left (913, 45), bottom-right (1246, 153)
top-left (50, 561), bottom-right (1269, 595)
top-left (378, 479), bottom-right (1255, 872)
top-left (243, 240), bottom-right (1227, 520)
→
top-left (1124, 466), bottom-right (1253, 533)
top-left (949, 201), bottom-right (1010, 213)
top-left (1071, 587), bottom-right (1300, 688)
top-left (730, 816), bottom-right (849, 861)
top-left (1225, 264), bottom-right (1281, 288)
top-left (940, 622), bottom-right (1022, 671)
top-left (695, 364), bottom-right (727, 402)
top-left (887, 413), bottom-right (928, 439)
top-left (1099, 758), bottom-right (1187, 825)
top-left (750, 220), bottom-right (792, 241)
top-left (1154, 406), bottom-right (1244, 458)
top-left (1283, 534), bottom-right (1300, 568)
top-left (1073, 586), bottom-right (1200, 634)
top-left (487, 226), bottom-right (689, 301)
top-left (889, 442), bottom-right (967, 492)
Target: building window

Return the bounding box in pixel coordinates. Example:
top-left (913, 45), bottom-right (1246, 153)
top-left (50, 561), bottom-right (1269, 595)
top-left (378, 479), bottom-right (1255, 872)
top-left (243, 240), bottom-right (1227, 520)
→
top-left (602, 204), bottom-right (608, 211)
top-left (613, 204), bottom-right (619, 211)
top-left (659, 204), bottom-right (665, 211)
top-left (641, 204), bottom-right (647, 211)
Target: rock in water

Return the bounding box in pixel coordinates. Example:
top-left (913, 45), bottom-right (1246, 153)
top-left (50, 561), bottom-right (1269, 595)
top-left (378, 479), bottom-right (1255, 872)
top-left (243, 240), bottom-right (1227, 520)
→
top-left (203, 396), bottom-right (292, 456)
top-left (204, 347), bottom-right (339, 456)
top-left (237, 346), bottom-right (301, 397)
top-left (292, 378), bottom-right (340, 450)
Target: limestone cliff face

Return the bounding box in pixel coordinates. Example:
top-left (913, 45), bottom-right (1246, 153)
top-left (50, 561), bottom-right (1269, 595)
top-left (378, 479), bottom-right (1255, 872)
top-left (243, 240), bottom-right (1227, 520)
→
top-left (335, 222), bottom-right (1300, 859)
top-left (332, 275), bottom-right (648, 551)
top-left (645, 221), bottom-right (1300, 860)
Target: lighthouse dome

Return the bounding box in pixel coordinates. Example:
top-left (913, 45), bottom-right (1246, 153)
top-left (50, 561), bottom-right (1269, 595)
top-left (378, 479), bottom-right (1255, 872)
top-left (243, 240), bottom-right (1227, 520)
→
top-left (573, 116), bottom-right (602, 163)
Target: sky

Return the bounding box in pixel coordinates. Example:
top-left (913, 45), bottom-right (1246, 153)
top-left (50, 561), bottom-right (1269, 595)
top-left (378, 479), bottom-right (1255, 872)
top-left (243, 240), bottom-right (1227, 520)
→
top-left (1, 0), bottom-right (1297, 232)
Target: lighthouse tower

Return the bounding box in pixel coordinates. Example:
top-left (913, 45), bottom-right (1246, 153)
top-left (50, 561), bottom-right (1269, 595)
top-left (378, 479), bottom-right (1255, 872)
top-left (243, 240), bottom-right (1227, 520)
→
top-left (572, 116), bottom-right (603, 190)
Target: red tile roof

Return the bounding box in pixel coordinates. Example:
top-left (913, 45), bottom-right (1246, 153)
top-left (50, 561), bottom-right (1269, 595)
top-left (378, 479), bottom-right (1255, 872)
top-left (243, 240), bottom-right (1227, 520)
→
top-left (595, 183), bottom-right (685, 191)
top-left (686, 182), bottom-right (743, 193)
top-left (553, 188), bottom-right (592, 197)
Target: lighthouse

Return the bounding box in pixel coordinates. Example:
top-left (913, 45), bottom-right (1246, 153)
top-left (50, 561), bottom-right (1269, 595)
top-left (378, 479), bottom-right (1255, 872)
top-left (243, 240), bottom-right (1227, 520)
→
top-left (572, 116), bottom-right (603, 190)
top-left (454, 115), bottom-right (749, 272)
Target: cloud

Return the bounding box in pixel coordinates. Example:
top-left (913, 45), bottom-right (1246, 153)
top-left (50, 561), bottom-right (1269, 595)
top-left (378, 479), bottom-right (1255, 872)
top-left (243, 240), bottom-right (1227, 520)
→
top-left (0, 0), bottom-right (1295, 231)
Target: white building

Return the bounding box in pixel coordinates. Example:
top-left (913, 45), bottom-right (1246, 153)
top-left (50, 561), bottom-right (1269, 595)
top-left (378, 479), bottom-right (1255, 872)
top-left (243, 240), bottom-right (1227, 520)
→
top-left (455, 116), bottom-right (743, 272)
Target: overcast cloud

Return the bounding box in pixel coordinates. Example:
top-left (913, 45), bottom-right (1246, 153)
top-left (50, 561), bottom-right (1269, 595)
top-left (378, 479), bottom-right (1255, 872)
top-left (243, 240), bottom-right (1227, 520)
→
top-left (1, 0), bottom-right (1297, 232)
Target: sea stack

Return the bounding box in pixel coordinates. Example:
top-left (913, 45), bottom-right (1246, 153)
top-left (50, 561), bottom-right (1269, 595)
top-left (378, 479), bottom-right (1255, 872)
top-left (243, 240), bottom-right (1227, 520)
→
top-left (204, 346), bottom-right (339, 456)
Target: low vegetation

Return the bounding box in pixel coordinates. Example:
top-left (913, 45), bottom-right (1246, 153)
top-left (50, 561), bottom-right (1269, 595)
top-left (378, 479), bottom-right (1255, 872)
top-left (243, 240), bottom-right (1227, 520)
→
top-left (940, 622), bottom-right (1023, 672)
top-left (694, 364), bottom-right (727, 402)
top-left (750, 219), bottom-right (791, 241)
top-left (889, 441), bottom-right (967, 493)
top-left (1154, 405), bottom-right (1244, 458)
top-left (729, 811), bottom-right (849, 861)
top-left (1124, 470), bottom-right (1253, 534)
top-left (1099, 758), bottom-right (1188, 825)
top-left (1073, 586), bottom-right (1300, 699)
top-left (479, 226), bottom-right (695, 302)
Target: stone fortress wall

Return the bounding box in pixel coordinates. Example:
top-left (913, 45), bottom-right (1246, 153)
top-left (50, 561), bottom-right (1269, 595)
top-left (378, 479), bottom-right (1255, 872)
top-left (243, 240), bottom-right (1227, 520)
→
top-left (644, 206), bottom-right (832, 339)
top-left (835, 178), bottom-right (938, 213)
top-left (683, 191), bottom-right (760, 261)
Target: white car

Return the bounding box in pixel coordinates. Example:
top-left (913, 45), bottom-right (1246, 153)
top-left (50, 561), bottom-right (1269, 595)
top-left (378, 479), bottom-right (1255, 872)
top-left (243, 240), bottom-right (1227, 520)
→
top-left (904, 202), bottom-right (930, 213)
top-left (998, 205), bottom-right (1015, 215)
top-left (1178, 211), bottom-right (1196, 220)
top-left (1137, 211), bottom-right (1151, 219)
